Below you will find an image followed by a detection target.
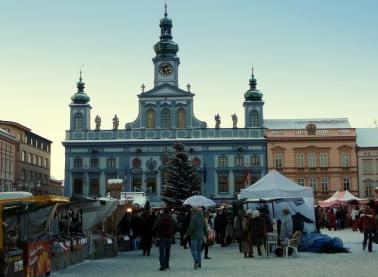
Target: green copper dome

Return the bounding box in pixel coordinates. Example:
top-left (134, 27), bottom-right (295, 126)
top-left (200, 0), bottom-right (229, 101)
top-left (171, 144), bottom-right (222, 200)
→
top-left (244, 72), bottom-right (263, 101)
top-left (71, 75), bottom-right (90, 104)
top-left (154, 4), bottom-right (179, 57)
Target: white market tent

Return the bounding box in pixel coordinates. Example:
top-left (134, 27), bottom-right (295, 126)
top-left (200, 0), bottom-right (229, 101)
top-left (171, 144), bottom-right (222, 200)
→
top-left (239, 170), bottom-right (315, 232)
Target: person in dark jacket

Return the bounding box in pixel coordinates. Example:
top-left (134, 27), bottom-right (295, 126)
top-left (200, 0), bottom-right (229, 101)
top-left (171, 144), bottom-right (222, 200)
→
top-left (292, 212), bottom-right (314, 234)
top-left (360, 206), bottom-right (377, 252)
top-left (214, 209), bottom-right (227, 247)
top-left (141, 211), bottom-right (155, 256)
top-left (249, 210), bottom-right (267, 257)
top-left (184, 207), bottom-right (208, 270)
top-left (182, 210), bottom-right (191, 249)
top-left (152, 209), bottom-right (175, 271)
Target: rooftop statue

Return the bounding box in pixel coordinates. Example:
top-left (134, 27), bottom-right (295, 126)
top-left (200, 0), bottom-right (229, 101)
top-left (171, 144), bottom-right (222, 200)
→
top-left (232, 114), bottom-right (238, 128)
top-left (113, 114), bottom-right (119, 130)
top-left (95, 115), bottom-right (101, 130)
top-left (215, 114), bottom-right (221, 129)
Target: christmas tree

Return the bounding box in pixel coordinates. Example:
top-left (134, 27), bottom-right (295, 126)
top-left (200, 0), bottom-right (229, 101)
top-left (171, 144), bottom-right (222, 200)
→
top-left (161, 143), bottom-right (201, 210)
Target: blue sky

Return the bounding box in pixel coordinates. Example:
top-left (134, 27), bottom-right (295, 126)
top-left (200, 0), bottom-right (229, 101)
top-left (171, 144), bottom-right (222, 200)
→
top-left (1, 0), bottom-right (377, 179)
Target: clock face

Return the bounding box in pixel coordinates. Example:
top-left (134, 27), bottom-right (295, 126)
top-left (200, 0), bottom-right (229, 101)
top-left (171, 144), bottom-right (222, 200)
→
top-left (158, 62), bottom-right (173, 77)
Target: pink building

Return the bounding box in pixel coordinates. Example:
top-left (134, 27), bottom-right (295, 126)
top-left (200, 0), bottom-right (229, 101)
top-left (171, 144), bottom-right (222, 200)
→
top-left (265, 118), bottom-right (358, 201)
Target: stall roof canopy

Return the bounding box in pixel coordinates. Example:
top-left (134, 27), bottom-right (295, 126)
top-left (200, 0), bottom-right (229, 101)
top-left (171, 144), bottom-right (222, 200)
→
top-left (319, 190), bottom-right (364, 207)
top-left (240, 170), bottom-right (313, 199)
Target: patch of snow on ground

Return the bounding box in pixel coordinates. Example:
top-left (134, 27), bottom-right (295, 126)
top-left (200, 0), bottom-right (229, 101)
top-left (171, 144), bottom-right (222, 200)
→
top-left (54, 229), bottom-right (377, 277)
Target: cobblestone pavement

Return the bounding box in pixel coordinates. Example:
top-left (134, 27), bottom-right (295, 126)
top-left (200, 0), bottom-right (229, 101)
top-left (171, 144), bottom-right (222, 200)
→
top-left (53, 230), bottom-right (378, 277)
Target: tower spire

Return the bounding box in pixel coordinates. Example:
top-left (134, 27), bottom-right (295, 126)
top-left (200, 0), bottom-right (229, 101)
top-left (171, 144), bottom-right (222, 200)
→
top-left (244, 67), bottom-right (263, 101)
top-left (164, 1), bottom-right (168, 18)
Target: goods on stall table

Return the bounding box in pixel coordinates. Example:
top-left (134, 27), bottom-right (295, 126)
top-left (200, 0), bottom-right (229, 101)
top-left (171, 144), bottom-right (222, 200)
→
top-left (117, 235), bottom-right (131, 252)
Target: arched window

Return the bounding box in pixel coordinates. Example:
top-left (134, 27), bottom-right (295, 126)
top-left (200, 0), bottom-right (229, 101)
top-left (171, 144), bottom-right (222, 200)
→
top-left (161, 109), bottom-right (171, 129)
top-left (177, 108), bottom-right (186, 128)
top-left (251, 111), bottom-right (259, 128)
top-left (74, 113), bottom-right (83, 130)
top-left (146, 109), bottom-right (155, 128)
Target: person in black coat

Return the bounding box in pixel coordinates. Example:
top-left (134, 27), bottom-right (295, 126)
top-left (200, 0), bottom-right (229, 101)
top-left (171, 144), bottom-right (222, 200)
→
top-left (292, 212), bottom-right (314, 234)
top-left (182, 211), bottom-right (191, 249)
top-left (141, 211), bottom-right (155, 256)
top-left (214, 209), bottom-right (227, 247)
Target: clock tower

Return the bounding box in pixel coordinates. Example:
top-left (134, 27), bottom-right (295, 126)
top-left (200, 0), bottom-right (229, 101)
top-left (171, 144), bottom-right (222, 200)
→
top-left (153, 4), bottom-right (180, 87)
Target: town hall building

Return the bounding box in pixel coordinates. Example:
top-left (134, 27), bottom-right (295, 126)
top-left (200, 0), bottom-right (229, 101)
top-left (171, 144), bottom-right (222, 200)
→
top-left (63, 6), bottom-right (267, 204)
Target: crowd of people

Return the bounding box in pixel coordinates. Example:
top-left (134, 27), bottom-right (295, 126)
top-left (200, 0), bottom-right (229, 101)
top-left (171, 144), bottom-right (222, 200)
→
top-left (118, 200), bottom-right (377, 271)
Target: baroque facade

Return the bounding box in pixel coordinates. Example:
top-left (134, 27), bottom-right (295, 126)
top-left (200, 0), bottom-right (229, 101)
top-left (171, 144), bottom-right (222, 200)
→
top-left (0, 120), bottom-right (52, 195)
top-left (356, 128), bottom-right (378, 198)
top-left (63, 7), bottom-right (267, 203)
top-left (265, 119), bottom-right (358, 201)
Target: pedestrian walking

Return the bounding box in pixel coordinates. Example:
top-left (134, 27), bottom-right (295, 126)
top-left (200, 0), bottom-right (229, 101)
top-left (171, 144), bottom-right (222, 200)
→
top-left (250, 210), bottom-right (267, 257)
top-left (202, 211), bottom-right (213, 259)
top-left (234, 210), bottom-right (244, 252)
top-left (360, 206), bottom-right (377, 252)
top-left (241, 210), bottom-right (252, 258)
top-left (152, 208), bottom-right (175, 271)
top-left (141, 211), bottom-right (154, 256)
top-left (351, 206), bottom-right (360, 232)
top-left (184, 207), bottom-right (208, 270)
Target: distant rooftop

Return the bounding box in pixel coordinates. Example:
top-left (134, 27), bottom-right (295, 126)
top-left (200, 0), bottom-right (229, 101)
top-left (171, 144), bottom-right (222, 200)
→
top-left (0, 127), bottom-right (17, 141)
top-left (264, 118), bottom-right (351, 129)
top-left (356, 128), bottom-right (378, 148)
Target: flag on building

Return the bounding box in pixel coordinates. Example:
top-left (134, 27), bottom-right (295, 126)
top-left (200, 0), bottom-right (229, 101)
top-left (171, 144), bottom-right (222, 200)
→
top-left (244, 168), bottom-right (251, 186)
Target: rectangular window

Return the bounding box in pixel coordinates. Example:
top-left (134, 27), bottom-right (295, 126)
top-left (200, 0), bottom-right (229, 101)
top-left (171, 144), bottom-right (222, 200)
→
top-left (27, 153), bottom-right (31, 163)
top-left (343, 177), bottom-right (350, 191)
top-left (218, 156), bottom-right (228, 167)
top-left (376, 159), bottom-right (378, 174)
top-left (218, 175), bottom-right (229, 193)
top-left (234, 156), bottom-right (244, 167)
top-left (341, 152), bottom-right (350, 167)
top-left (251, 155), bottom-right (260, 167)
top-left (90, 158), bottom-right (99, 169)
top-left (90, 178), bottom-right (100, 196)
top-left (107, 158), bottom-right (116, 169)
top-left (309, 177), bottom-right (317, 192)
top-left (21, 151), bottom-right (25, 162)
top-left (364, 182), bottom-right (372, 197)
top-left (274, 153), bottom-right (283, 169)
top-left (296, 153), bottom-right (304, 168)
top-left (297, 177), bottom-right (305, 186)
top-left (146, 177), bottom-right (157, 193)
top-left (321, 177), bottom-right (329, 191)
top-left (73, 158), bottom-right (82, 169)
top-left (132, 177), bottom-right (142, 192)
top-left (308, 153), bottom-right (316, 168)
top-left (234, 176), bottom-right (245, 193)
top-left (320, 153), bottom-right (329, 168)
top-left (363, 159), bottom-right (373, 175)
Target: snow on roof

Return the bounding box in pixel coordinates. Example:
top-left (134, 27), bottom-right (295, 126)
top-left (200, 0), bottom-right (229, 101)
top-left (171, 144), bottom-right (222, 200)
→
top-left (107, 179), bottom-right (124, 184)
top-left (264, 118), bottom-right (351, 129)
top-left (356, 128), bottom-right (378, 148)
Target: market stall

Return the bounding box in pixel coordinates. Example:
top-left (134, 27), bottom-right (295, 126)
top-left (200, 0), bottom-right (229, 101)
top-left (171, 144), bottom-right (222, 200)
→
top-left (239, 170), bottom-right (316, 233)
top-left (0, 195), bottom-right (69, 277)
